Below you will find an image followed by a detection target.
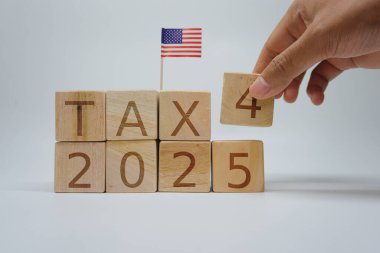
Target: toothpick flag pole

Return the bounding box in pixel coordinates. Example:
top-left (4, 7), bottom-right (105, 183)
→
top-left (160, 27), bottom-right (203, 90)
top-left (160, 58), bottom-right (164, 90)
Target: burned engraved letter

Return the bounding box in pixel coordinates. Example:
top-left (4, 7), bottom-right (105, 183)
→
top-left (117, 101), bottom-right (147, 137)
top-left (64, 101), bottom-right (95, 136)
top-left (171, 101), bottom-right (200, 136)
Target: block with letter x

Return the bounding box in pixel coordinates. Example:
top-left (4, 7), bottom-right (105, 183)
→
top-left (220, 73), bottom-right (274, 127)
top-left (159, 91), bottom-right (211, 140)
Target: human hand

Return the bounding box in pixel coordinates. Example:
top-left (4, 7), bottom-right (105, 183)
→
top-left (249, 0), bottom-right (380, 105)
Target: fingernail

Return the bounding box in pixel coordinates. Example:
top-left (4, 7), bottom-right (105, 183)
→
top-left (249, 76), bottom-right (271, 98)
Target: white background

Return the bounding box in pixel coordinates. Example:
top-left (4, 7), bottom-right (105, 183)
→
top-left (1, 0), bottom-right (380, 252)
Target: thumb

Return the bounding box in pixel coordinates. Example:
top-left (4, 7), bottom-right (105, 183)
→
top-left (250, 32), bottom-right (323, 99)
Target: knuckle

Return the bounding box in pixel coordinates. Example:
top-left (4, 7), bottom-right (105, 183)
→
top-left (308, 24), bottom-right (338, 58)
top-left (293, 2), bottom-right (310, 25)
top-left (270, 54), bottom-right (291, 75)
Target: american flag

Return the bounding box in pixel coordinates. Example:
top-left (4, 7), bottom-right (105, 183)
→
top-left (161, 28), bottom-right (202, 58)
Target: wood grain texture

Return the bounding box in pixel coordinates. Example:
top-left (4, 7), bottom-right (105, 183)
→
top-left (56, 91), bottom-right (106, 141)
top-left (55, 142), bottom-right (105, 193)
top-left (106, 90), bottom-right (158, 140)
top-left (220, 73), bottom-right (274, 127)
top-left (159, 141), bottom-right (211, 192)
top-left (212, 140), bottom-right (264, 193)
top-left (106, 140), bottom-right (157, 193)
top-left (159, 91), bottom-right (211, 140)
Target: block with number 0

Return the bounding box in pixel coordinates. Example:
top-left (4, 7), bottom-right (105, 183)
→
top-left (106, 140), bottom-right (157, 193)
top-left (220, 73), bottom-right (274, 127)
top-left (212, 140), bottom-right (264, 192)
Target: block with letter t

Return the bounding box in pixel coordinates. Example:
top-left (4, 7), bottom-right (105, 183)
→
top-left (55, 91), bottom-right (106, 141)
top-left (159, 91), bottom-right (211, 140)
top-left (220, 73), bottom-right (274, 127)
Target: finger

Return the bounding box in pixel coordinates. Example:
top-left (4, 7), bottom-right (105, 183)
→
top-left (283, 72), bottom-right (306, 103)
top-left (275, 92), bottom-right (283, 99)
top-left (250, 29), bottom-right (323, 99)
top-left (307, 60), bottom-right (343, 105)
top-left (253, 2), bottom-right (307, 74)
top-left (352, 51), bottom-right (380, 68)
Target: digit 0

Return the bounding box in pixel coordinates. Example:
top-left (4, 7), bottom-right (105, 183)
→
top-left (120, 152), bottom-right (144, 188)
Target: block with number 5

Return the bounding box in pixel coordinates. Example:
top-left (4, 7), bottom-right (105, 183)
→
top-left (220, 73), bottom-right (274, 127)
top-left (212, 140), bottom-right (264, 192)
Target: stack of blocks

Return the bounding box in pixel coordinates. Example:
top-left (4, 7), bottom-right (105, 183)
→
top-left (55, 73), bottom-right (274, 193)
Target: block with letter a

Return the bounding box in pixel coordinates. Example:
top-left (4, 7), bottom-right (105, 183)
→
top-left (56, 91), bottom-right (106, 141)
top-left (220, 73), bottom-right (274, 127)
top-left (55, 142), bottom-right (106, 193)
top-left (106, 90), bottom-right (158, 140)
top-left (159, 91), bottom-right (211, 140)
top-left (212, 140), bottom-right (264, 192)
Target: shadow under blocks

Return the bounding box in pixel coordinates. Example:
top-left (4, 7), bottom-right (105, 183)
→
top-left (54, 73), bottom-right (274, 193)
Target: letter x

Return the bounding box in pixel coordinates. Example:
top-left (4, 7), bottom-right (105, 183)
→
top-left (171, 101), bottom-right (200, 136)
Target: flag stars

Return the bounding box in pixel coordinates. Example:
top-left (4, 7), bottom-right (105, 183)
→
top-left (162, 29), bottom-right (182, 44)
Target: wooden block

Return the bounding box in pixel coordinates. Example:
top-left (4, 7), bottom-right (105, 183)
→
top-left (212, 140), bottom-right (264, 192)
top-left (55, 142), bottom-right (105, 192)
top-left (159, 141), bottom-right (211, 192)
top-left (106, 140), bottom-right (157, 193)
top-left (56, 91), bottom-right (106, 141)
top-left (106, 90), bottom-right (158, 140)
top-left (159, 91), bottom-right (211, 140)
top-left (220, 73), bottom-right (274, 127)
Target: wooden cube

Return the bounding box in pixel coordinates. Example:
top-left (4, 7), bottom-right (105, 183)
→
top-left (159, 141), bottom-right (211, 192)
top-left (159, 91), bottom-right (211, 140)
top-left (56, 91), bottom-right (106, 141)
top-left (106, 90), bottom-right (158, 140)
top-left (106, 140), bottom-right (157, 193)
top-left (55, 142), bottom-right (105, 192)
top-left (212, 140), bottom-right (264, 192)
top-left (220, 73), bottom-right (274, 127)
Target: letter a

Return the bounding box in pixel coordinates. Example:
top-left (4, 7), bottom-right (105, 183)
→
top-left (116, 101), bottom-right (147, 136)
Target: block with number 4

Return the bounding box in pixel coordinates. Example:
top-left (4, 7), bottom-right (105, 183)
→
top-left (212, 140), bottom-right (264, 192)
top-left (159, 141), bottom-right (211, 192)
top-left (220, 73), bottom-right (274, 127)
top-left (55, 142), bottom-right (106, 193)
